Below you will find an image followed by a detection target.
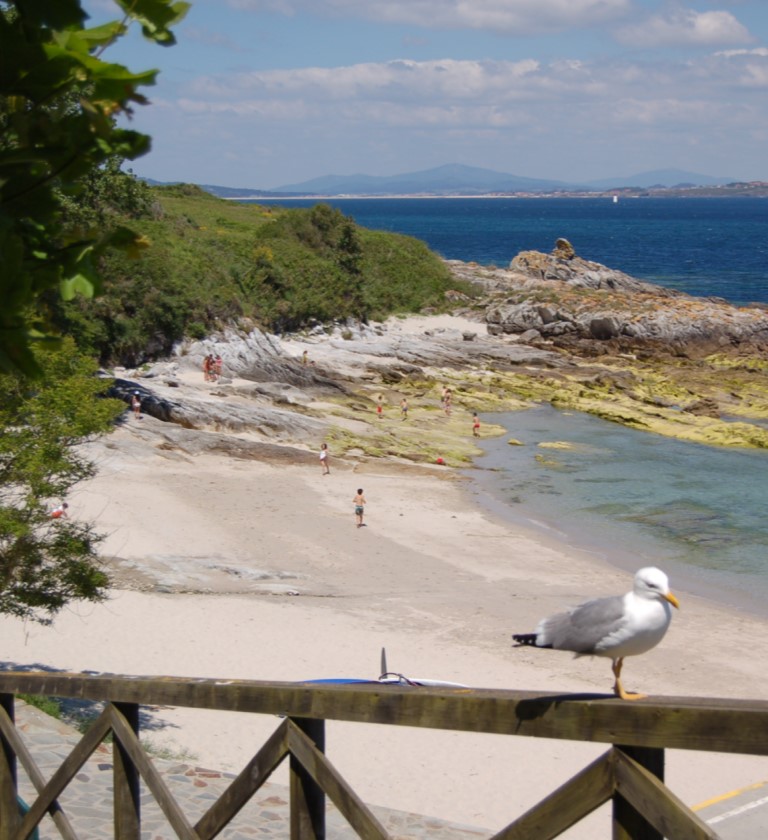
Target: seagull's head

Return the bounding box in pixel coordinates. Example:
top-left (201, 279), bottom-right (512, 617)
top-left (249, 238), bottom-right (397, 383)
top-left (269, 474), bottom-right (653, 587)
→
top-left (634, 566), bottom-right (680, 609)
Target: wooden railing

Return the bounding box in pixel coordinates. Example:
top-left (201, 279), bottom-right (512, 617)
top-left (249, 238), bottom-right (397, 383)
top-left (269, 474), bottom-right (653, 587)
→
top-left (1, 672), bottom-right (767, 839)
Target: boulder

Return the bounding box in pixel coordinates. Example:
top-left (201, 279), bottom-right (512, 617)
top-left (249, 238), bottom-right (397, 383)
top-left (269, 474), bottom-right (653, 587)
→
top-left (553, 238), bottom-right (576, 260)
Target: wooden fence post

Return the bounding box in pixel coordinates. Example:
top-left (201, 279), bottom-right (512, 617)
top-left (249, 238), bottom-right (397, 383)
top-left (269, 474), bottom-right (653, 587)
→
top-left (613, 745), bottom-right (664, 840)
top-left (113, 702), bottom-right (141, 840)
top-left (0, 694), bottom-right (20, 840)
top-left (290, 717), bottom-right (326, 840)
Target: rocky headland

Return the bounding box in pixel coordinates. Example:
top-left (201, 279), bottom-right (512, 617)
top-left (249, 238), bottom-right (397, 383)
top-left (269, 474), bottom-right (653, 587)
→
top-left (110, 240), bottom-right (768, 462)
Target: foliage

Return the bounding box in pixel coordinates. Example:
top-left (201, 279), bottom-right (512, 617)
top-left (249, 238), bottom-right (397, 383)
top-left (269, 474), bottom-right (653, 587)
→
top-left (0, 0), bottom-right (188, 376)
top-left (0, 338), bottom-right (124, 622)
top-left (19, 693), bottom-right (63, 719)
top-left (51, 189), bottom-right (475, 364)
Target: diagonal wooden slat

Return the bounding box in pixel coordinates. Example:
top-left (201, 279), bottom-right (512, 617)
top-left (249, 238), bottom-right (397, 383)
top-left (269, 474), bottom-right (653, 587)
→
top-left (194, 718), bottom-right (291, 840)
top-left (16, 706), bottom-right (112, 840)
top-left (107, 703), bottom-right (198, 840)
top-left (0, 694), bottom-right (21, 840)
top-left (0, 696), bottom-right (21, 840)
top-left (286, 720), bottom-right (390, 840)
top-left (489, 749), bottom-right (615, 840)
top-left (613, 748), bottom-right (719, 840)
top-left (0, 705), bottom-right (79, 840)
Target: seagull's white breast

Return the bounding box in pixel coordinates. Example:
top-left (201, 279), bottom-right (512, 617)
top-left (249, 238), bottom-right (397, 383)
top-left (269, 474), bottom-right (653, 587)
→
top-left (593, 591), bottom-right (673, 659)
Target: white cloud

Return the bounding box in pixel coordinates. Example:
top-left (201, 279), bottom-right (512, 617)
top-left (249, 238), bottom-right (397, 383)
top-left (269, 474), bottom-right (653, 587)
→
top-left (190, 59), bottom-right (550, 103)
top-left (710, 47), bottom-right (768, 88)
top-left (616, 9), bottom-right (754, 48)
top-left (226, 0), bottom-right (632, 34)
top-left (177, 49), bottom-right (768, 142)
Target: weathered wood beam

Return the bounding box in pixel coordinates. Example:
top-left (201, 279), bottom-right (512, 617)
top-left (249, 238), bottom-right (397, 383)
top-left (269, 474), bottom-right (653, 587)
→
top-left (1, 674), bottom-right (766, 757)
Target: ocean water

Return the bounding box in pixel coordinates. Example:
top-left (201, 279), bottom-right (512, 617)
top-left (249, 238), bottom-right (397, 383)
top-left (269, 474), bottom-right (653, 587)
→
top-left (259, 196), bottom-right (768, 612)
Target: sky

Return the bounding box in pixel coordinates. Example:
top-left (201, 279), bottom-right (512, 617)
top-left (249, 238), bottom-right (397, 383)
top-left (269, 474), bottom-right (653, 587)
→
top-left (86, 0), bottom-right (768, 189)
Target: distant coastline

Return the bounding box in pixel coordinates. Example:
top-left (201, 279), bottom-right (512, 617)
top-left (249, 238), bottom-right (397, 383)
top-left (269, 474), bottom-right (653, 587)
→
top-left (225, 183), bottom-right (768, 201)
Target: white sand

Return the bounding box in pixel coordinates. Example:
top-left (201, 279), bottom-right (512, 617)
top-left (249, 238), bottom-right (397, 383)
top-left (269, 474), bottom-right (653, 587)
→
top-left (3, 338), bottom-right (768, 835)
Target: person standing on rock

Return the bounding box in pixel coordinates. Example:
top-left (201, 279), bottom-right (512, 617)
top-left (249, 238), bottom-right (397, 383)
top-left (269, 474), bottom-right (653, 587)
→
top-left (320, 443), bottom-right (330, 475)
top-left (473, 413), bottom-right (480, 437)
top-left (400, 398), bottom-right (408, 421)
top-left (353, 489), bottom-right (367, 528)
top-left (132, 391), bottom-right (142, 419)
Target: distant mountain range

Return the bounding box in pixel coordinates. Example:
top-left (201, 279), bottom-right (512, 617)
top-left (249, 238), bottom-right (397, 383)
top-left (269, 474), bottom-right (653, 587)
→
top-left (584, 168), bottom-right (733, 190)
top-left (196, 163), bottom-right (737, 199)
top-left (269, 164), bottom-right (576, 195)
top-left (144, 164), bottom-right (735, 198)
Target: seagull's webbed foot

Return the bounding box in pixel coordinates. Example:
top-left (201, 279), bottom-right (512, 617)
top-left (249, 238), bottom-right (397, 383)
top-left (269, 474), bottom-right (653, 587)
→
top-left (611, 657), bottom-right (647, 701)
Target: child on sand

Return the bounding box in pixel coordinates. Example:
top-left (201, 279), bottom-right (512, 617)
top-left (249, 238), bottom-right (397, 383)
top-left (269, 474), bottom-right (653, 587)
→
top-left (50, 502), bottom-right (68, 519)
top-left (353, 489), bottom-right (366, 528)
top-left (320, 443), bottom-right (330, 475)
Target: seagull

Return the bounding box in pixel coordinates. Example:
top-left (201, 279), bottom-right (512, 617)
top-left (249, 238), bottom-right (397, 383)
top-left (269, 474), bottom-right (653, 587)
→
top-left (512, 567), bottom-right (680, 700)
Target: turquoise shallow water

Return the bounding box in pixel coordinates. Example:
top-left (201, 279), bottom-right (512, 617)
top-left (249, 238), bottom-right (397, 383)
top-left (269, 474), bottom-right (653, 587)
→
top-left (467, 405), bottom-right (768, 618)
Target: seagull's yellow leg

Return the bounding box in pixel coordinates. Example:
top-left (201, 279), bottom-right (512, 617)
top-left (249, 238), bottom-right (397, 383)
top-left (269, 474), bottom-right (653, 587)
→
top-left (612, 657), bottom-right (646, 701)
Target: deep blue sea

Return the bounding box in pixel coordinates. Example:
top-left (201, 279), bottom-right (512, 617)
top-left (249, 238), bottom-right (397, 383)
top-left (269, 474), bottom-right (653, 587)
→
top-left (259, 197), bottom-right (768, 614)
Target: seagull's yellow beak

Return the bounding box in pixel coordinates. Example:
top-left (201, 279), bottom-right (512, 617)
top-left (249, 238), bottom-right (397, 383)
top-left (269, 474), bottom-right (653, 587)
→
top-left (665, 592), bottom-right (680, 609)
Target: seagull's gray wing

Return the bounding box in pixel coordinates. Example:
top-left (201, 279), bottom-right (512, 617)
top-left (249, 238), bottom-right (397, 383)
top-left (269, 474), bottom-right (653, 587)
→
top-left (538, 595), bottom-right (627, 653)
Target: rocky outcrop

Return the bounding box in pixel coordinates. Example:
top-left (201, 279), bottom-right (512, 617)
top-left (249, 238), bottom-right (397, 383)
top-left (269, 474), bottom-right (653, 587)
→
top-left (445, 242), bottom-right (768, 358)
top-left (176, 327), bottom-right (345, 391)
top-left (509, 238), bottom-right (667, 295)
top-left (110, 371), bottom-right (325, 438)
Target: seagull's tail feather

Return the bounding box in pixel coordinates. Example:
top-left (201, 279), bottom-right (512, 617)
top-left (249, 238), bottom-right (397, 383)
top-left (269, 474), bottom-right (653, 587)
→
top-left (512, 633), bottom-right (551, 648)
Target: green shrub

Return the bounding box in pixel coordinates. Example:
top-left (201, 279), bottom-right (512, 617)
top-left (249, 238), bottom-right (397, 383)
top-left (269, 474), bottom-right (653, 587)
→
top-left (50, 189), bottom-right (474, 365)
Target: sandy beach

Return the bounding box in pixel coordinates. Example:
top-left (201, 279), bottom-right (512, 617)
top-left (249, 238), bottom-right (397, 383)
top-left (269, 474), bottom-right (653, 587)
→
top-left (2, 317), bottom-right (768, 837)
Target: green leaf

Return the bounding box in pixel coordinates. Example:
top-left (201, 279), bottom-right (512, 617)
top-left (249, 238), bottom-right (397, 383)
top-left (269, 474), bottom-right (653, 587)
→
top-left (60, 272), bottom-right (96, 301)
top-left (115, 0), bottom-right (191, 46)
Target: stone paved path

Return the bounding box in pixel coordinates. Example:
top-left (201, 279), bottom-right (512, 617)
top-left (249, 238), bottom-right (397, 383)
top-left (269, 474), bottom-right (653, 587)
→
top-left (12, 701), bottom-right (487, 839)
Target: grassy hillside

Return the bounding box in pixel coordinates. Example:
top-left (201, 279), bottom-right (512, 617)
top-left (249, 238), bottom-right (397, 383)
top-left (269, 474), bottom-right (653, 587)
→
top-left (54, 184), bottom-right (470, 366)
